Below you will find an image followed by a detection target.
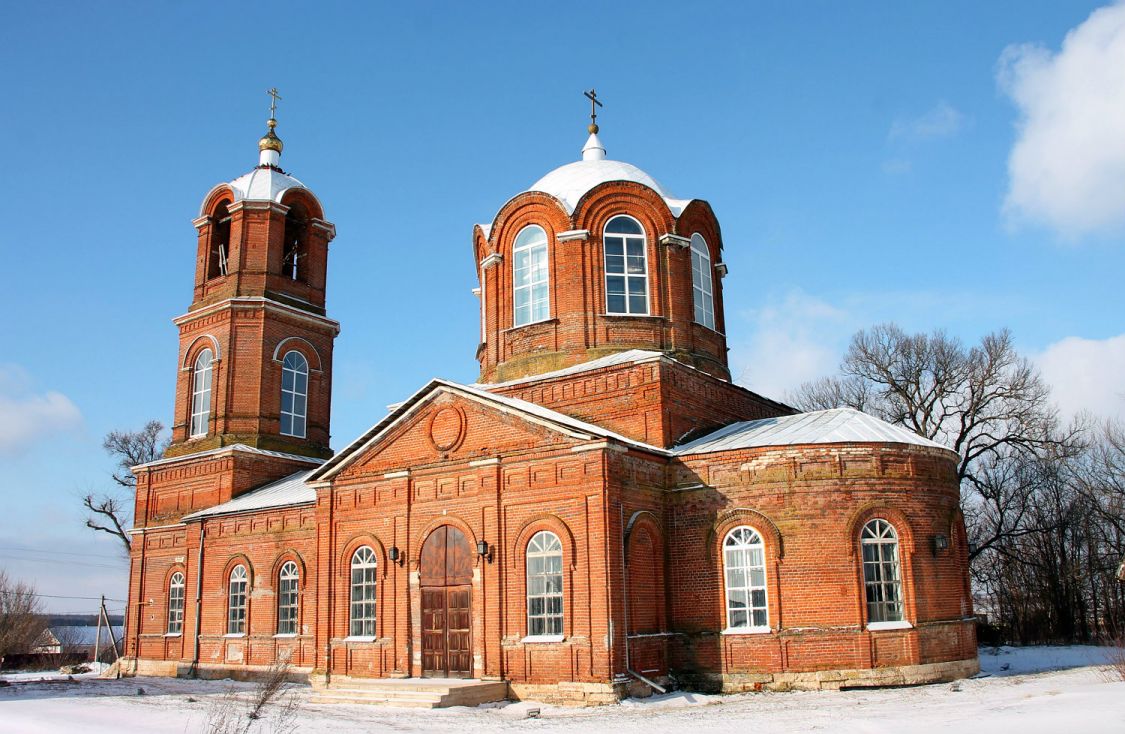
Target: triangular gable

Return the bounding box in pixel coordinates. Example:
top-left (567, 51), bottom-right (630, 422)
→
top-left (309, 379), bottom-right (666, 483)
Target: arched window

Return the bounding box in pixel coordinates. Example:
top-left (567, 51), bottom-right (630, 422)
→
top-left (349, 546), bottom-right (377, 637)
top-left (603, 216), bottom-right (648, 315)
top-left (512, 225), bottom-right (550, 326)
top-left (190, 349), bottom-right (213, 438)
top-left (861, 519), bottom-right (904, 623)
top-left (526, 531), bottom-right (563, 637)
top-left (690, 233), bottom-right (715, 330)
top-left (207, 201), bottom-right (232, 279)
top-left (167, 572), bottom-right (185, 635)
top-left (227, 565), bottom-right (248, 635)
top-left (277, 561), bottom-right (299, 635)
top-left (723, 526), bottom-right (768, 631)
top-left (282, 203), bottom-right (306, 282)
top-left (280, 351), bottom-right (308, 438)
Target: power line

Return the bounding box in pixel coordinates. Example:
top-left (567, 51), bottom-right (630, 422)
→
top-left (0, 590), bottom-right (125, 603)
top-left (0, 545), bottom-right (126, 561)
top-left (1, 555), bottom-right (126, 571)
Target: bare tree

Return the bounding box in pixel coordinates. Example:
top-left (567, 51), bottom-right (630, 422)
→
top-left (0, 569), bottom-right (46, 661)
top-left (83, 420), bottom-right (168, 553)
top-left (205, 659), bottom-right (301, 734)
top-left (790, 324), bottom-right (1079, 558)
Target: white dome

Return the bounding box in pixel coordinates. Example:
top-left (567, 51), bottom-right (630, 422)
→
top-left (524, 132), bottom-right (692, 216)
top-left (229, 167), bottom-right (307, 206)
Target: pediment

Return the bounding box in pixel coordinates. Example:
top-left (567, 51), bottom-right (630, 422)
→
top-left (331, 387), bottom-right (590, 482)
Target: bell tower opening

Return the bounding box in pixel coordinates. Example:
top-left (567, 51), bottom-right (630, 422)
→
top-left (206, 200), bottom-right (232, 279)
top-left (282, 202), bottom-right (306, 282)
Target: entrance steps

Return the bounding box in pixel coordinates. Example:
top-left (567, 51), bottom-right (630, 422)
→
top-left (310, 677), bottom-right (509, 708)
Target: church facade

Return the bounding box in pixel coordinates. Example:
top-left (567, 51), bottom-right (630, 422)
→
top-left (122, 109), bottom-right (978, 704)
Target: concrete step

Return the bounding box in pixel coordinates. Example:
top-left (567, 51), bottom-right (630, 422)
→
top-left (312, 679), bottom-right (508, 708)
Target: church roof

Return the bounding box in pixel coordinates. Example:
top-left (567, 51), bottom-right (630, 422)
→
top-left (228, 167), bottom-right (307, 207)
top-left (182, 469), bottom-right (317, 521)
top-left (476, 349), bottom-right (664, 389)
top-left (518, 131), bottom-right (693, 217)
top-left (131, 443), bottom-right (325, 472)
top-left (672, 408), bottom-right (952, 455)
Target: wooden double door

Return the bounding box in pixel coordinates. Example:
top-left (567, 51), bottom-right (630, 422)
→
top-left (420, 526), bottom-right (473, 678)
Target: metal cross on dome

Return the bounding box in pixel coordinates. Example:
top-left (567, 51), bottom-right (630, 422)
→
top-left (267, 87), bottom-right (282, 119)
top-left (584, 88), bottom-right (603, 128)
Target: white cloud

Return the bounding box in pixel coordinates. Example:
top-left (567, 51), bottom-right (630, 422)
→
top-left (0, 365), bottom-right (82, 456)
top-left (998, 3), bottom-right (1125, 239)
top-left (889, 100), bottom-right (965, 141)
top-left (1034, 334), bottom-right (1125, 421)
top-left (729, 290), bottom-right (851, 400)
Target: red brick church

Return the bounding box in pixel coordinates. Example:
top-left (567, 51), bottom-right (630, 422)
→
top-left (123, 103), bottom-right (978, 704)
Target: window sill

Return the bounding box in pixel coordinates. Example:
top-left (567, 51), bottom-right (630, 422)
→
top-left (721, 626), bottom-right (772, 635)
top-left (163, 633), bottom-right (183, 638)
top-left (521, 635), bottom-right (565, 643)
top-left (601, 312), bottom-right (662, 320)
top-left (343, 636), bottom-right (377, 643)
top-left (223, 633), bottom-right (246, 638)
top-left (866, 620), bottom-right (913, 631)
top-left (273, 633), bottom-right (299, 639)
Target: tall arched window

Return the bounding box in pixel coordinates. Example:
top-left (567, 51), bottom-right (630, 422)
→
top-left (207, 201), bottom-right (231, 279)
top-left (723, 526), bottom-right (768, 631)
top-left (603, 216), bottom-right (648, 315)
top-left (280, 351), bottom-right (308, 438)
top-left (349, 546), bottom-right (377, 637)
top-left (526, 531), bottom-right (563, 637)
top-left (190, 349), bottom-right (213, 438)
top-left (690, 233), bottom-right (715, 329)
top-left (227, 565), bottom-right (248, 635)
top-left (513, 225), bottom-right (549, 326)
top-left (861, 519), bottom-right (904, 623)
top-left (167, 572), bottom-right (185, 635)
top-left (277, 561), bottom-right (299, 635)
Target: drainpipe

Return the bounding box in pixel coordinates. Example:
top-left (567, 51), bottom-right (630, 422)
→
top-left (619, 504), bottom-right (666, 695)
top-left (190, 524), bottom-right (205, 676)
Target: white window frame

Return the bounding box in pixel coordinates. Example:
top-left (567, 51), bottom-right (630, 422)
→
top-left (512, 225), bottom-right (550, 327)
top-left (861, 519), bottom-right (905, 625)
top-left (227, 565), bottom-right (248, 636)
top-left (280, 350), bottom-right (308, 438)
top-left (525, 531), bottom-right (564, 639)
top-left (167, 572), bottom-right (185, 635)
top-left (722, 526), bottom-right (770, 633)
top-left (349, 546), bottom-right (377, 638)
top-left (603, 215), bottom-right (649, 316)
top-left (690, 233), bottom-right (715, 330)
top-left (190, 349), bottom-right (213, 438)
top-left (276, 561), bottom-right (299, 636)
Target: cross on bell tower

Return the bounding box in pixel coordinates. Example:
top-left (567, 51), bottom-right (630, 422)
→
top-left (584, 89), bottom-right (603, 134)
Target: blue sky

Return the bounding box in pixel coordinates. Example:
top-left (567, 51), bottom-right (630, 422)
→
top-left (2, 1), bottom-right (1123, 612)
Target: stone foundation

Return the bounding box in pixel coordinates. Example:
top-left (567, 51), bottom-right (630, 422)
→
top-left (119, 657), bottom-right (311, 683)
top-left (680, 656), bottom-right (980, 693)
top-left (508, 680), bottom-right (629, 706)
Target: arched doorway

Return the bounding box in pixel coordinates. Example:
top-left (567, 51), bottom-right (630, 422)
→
top-left (419, 525), bottom-right (474, 678)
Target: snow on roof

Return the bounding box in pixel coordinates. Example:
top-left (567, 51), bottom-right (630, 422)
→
top-left (527, 158), bottom-right (692, 216)
top-left (229, 166), bottom-right (306, 206)
top-left (476, 349), bottom-right (664, 389)
top-left (182, 469), bottom-right (317, 521)
top-left (310, 378), bottom-right (669, 482)
top-left (132, 443), bottom-right (325, 472)
top-left (673, 408), bottom-right (952, 455)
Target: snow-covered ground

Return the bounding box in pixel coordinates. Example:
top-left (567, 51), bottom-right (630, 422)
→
top-left (0, 646), bottom-right (1121, 734)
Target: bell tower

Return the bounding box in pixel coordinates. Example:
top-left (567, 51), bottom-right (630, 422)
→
top-left (165, 97), bottom-right (339, 459)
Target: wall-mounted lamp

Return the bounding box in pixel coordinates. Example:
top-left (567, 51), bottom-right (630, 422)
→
top-left (476, 539), bottom-right (493, 564)
top-left (389, 546), bottom-right (404, 566)
top-left (931, 534), bottom-right (949, 556)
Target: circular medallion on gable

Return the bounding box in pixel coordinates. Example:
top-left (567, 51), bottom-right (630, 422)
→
top-left (428, 406), bottom-right (466, 452)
